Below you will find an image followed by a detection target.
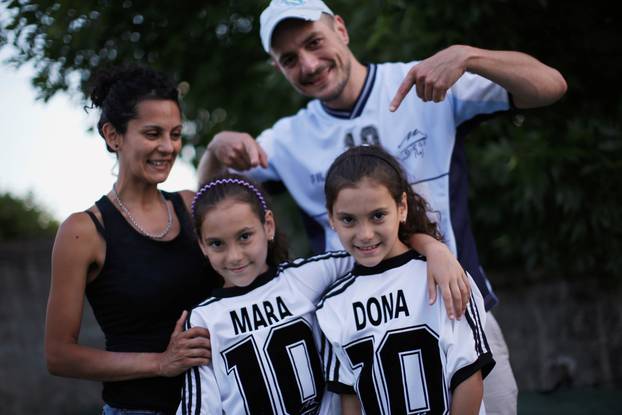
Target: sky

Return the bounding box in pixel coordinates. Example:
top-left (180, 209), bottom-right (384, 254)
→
top-left (0, 48), bottom-right (198, 222)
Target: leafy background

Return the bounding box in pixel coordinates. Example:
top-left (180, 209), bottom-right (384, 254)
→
top-left (2, 0), bottom-right (620, 280)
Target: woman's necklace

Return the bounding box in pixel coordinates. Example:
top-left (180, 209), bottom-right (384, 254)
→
top-left (111, 184), bottom-right (173, 240)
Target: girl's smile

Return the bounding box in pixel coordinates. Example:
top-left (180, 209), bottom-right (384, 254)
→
top-left (198, 199), bottom-right (274, 288)
top-left (329, 177), bottom-right (409, 268)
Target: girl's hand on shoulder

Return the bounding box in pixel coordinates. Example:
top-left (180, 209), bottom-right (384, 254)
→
top-left (158, 311), bottom-right (212, 377)
top-left (424, 242), bottom-right (470, 320)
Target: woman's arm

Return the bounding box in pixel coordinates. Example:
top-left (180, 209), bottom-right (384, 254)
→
top-left (450, 370), bottom-right (483, 415)
top-left (409, 233), bottom-right (470, 319)
top-left (45, 212), bottom-right (211, 381)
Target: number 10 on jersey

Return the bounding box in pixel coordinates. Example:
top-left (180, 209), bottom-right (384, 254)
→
top-left (222, 318), bottom-right (326, 414)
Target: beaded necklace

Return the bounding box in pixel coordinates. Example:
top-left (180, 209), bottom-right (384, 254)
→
top-left (111, 184), bottom-right (173, 240)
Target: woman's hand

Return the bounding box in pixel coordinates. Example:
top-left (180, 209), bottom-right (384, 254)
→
top-left (158, 311), bottom-right (212, 377)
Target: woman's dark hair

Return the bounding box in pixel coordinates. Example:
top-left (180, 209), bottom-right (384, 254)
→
top-left (191, 173), bottom-right (289, 267)
top-left (89, 66), bottom-right (180, 152)
top-left (325, 145), bottom-right (442, 244)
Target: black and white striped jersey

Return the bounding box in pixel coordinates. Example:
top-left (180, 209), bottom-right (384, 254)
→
top-left (178, 251), bottom-right (354, 415)
top-left (316, 250), bottom-right (494, 415)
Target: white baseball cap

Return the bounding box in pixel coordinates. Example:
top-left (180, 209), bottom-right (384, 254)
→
top-left (260, 0), bottom-right (334, 53)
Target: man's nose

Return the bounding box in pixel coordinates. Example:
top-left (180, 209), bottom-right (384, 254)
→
top-left (299, 51), bottom-right (321, 75)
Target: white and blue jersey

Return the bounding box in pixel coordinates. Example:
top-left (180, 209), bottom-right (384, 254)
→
top-left (316, 250), bottom-right (494, 414)
top-left (247, 61), bottom-right (511, 310)
top-left (177, 252), bottom-right (354, 415)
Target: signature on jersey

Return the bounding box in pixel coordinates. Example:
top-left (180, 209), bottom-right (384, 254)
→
top-left (398, 128), bottom-right (427, 162)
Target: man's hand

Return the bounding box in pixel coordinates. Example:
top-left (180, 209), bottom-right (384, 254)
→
top-left (390, 45), bottom-right (470, 111)
top-left (198, 131), bottom-right (269, 184)
top-left (158, 311), bottom-right (212, 377)
top-left (208, 131), bottom-right (268, 171)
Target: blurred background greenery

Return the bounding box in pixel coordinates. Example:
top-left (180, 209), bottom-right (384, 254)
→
top-left (1, 0), bottom-right (620, 278)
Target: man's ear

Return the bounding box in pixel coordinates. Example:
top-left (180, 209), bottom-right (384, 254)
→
top-left (333, 15), bottom-right (350, 45)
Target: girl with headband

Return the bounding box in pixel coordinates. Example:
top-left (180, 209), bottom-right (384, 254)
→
top-left (316, 145), bottom-right (494, 414)
top-left (179, 173), bottom-right (355, 414)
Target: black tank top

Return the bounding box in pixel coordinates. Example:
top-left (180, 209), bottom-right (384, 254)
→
top-left (85, 191), bottom-right (216, 413)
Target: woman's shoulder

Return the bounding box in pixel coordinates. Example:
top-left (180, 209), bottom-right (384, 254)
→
top-left (53, 206), bottom-right (105, 259)
top-left (61, 205), bottom-right (98, 229)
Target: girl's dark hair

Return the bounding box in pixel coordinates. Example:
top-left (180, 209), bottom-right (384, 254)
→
top-left (192, 173), bottom-right (289, 267)
top-left (90, 66), bottom-right (180, 152)
top-left (325, 145), bottom-right (442, 244)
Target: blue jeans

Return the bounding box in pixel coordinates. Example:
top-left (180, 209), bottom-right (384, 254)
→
top-left (102, 403), bottom-right (169, 415)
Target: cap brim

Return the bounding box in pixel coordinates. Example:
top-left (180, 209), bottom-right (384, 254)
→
top-left (261, 9), bottom-right (324, 52)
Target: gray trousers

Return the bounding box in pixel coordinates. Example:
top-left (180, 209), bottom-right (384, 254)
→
top-left (483, 312), bottom-right (519, 415)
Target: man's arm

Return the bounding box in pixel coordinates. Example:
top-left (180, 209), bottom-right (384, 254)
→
top-left (390, 45), bottom-right (567, 110)
top-left (197, 131), bottom-right (268, 185)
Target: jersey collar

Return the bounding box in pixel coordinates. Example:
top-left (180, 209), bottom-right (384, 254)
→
top-left (211, 266), bottom-right (278, 298)
top-left (352, 249), bottom-right (425, 276)
top-left (320, 63), bottom-right (377, 120)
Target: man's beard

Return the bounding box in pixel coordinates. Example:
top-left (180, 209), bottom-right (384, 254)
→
top-left (298, 58), bottom-right (352, 106)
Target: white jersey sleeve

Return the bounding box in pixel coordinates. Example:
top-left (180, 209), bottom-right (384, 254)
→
top-left (178, 313), bottom-right (223, 415)
top-left (285, 251), bottom-right (355, 303)
top-left (324, 340), bottom-right (357, 393)
top-left (440, 275), bottom-right (493, 391)
top-left (448, 69), bottom-right (511, 127)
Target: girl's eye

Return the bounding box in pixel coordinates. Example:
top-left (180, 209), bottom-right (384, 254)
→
top-left (340, 216), bottom-right (354, 225)
top-left (372, 212), bottom-right (386, 221)
top-left (207, 240), bottom-right (222, 248)
top-left (145, 131), bottom-right (159, 138)
top-left (239, 232), bottom-right (252, 242)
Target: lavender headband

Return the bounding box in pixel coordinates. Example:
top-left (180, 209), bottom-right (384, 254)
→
top-left (191, 178), bottom-right (268, 217)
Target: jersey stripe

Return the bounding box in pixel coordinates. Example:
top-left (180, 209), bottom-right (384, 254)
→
top-left (316, 273), bottom-right (356, 310)
top-left (192, 366), bottom-right (201, 415)
top-left (323, 336), bottom-right (334, 382)
top-left (469, 293), bottom-right (491, 353)
top-left (278, 250), bottom-right (350, 271)
top-left (465, 293), bottom-right (490, 356)
top-left (183, 314), bottom-right (201, 415)
top-left (181, 372), bottom-right (187, 415)
top-left (196, 296), bottom-right (222, 308)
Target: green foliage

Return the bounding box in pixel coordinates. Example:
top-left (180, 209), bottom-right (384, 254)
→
top-left (2, 0), bottom-right (620, 277)
top-left (0, 192), bottom-right (59, 241)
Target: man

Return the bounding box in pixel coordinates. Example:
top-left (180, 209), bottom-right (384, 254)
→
top-left (199, 1), bottom-right (567, 413)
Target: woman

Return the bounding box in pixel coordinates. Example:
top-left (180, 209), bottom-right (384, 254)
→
top-left (45, 66), bottom-right (216, 414)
